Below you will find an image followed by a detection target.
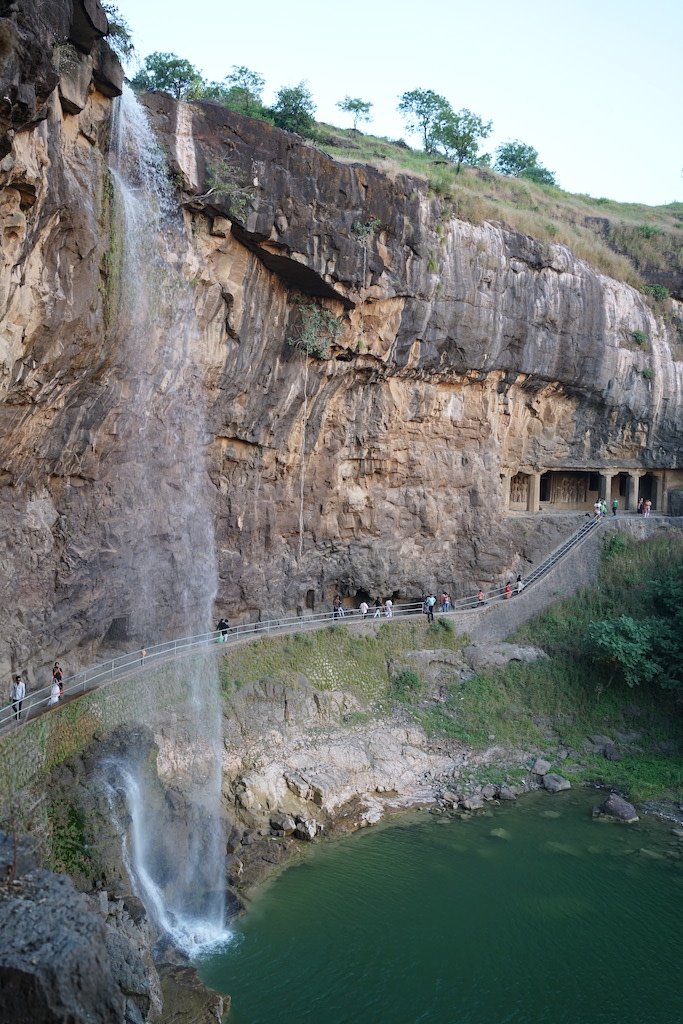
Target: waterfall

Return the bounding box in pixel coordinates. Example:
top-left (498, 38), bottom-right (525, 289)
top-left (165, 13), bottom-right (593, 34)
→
top-left (106, 86), bottom-right (228, 955)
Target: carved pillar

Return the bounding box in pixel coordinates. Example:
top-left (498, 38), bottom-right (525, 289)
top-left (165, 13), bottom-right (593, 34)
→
top-left (600, 473), bottom-right (613, 501)
top-left (527, 472), bottom-right (541, 512)
top-left (626, 472), bottom-right (640, 511)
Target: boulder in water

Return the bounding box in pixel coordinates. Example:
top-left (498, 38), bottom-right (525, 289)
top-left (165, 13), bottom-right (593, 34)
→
top-left (592, 793), bottom-right (639, 823)
top-left (542, 774), bottom-right (571, 793)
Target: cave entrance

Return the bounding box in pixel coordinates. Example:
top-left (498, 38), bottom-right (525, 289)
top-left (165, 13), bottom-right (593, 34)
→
top-left (639, 473), bottom-right (657, 508)
top-left (103, 616), bottom-right (130, 643)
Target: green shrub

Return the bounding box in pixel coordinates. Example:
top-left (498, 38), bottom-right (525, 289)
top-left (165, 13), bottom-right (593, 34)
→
top-left (286, 301), bottom-right (343, 359)
top-left (645, 284), bottom-right (669, 302)
top-left (391, 669), bottom-right (423, 703)
top-left (631, 330), bottom-right (648, 345)
top-left (642, 366), bottom-right (654, 380)
top-left (602, 532), bottom-right (630, 560)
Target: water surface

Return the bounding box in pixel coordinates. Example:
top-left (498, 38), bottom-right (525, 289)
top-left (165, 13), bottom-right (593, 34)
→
top-left (199, 792), bottom-right (682, 1024)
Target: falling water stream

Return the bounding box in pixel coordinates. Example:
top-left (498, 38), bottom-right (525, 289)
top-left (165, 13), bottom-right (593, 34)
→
top-left (103, 86), bottom-right (228, 955)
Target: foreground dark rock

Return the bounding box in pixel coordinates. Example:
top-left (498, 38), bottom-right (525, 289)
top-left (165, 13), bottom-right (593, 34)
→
top-left (0, 867), bottom-right (157, 1024)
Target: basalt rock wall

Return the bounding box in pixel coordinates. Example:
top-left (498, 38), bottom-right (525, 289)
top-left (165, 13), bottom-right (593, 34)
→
top-left (0, 6), bottom-right (682, 685)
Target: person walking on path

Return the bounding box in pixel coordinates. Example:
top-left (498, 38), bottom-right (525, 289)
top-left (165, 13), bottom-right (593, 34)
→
top-left (612, 498), bottom-right (618, 516)
top-left (373, 597), bottom-right (382, 619)
top-left (425, 594), bottom-right (436, 622)
top-left (11, 674), bottom-right (25, 721)
top-left (359, 600), bottom-right (369, 619)
top-left (637, 497), bottom-right (644, 514)
top-left (476, 589), bottom-right (486, 606)
top-left (48, 678), bottom-right (60, 706)
top-left (516, 574), bottom-right (524, 594)
top-left (594, 500), bottom-right (601, 518)
top-left (504, 582), bottom-right (512, 600)
top-left (384, 598), bottom-right (393, 618)
top-left (644, 499), bottom-right (651, 517)
top-left (332, 595), bottom-right (342, 620)
top-left (216, 618), bottom-right (230, 641)
top-left (600, 499), bottom-right (607, 517)
top-left (52, 661), bottom-right (64, 695)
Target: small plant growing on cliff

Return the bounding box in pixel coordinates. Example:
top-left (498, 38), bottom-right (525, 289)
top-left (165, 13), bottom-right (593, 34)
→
top-left (631, 330), bottom-right (648, 345)
top-left (286, 301), bottom-right (342, 359)
top-left (352, 218), bottom-right (381, 242)
top-left (642, 366), bottom-right (654, 380)
top-left (102, 3), bottom-right (135, 62)
top-left (193, 159), bottom-right (255, 222)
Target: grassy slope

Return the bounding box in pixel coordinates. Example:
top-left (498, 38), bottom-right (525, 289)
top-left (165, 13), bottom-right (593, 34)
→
top-left (313, 123), bottom-right (683, 297)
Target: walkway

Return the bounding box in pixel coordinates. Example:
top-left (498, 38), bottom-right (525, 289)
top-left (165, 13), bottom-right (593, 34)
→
top-left (2, 514), bottom-right (679, 733)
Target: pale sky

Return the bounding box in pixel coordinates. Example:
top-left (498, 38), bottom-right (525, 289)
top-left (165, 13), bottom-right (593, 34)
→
top-left (111, 0), bottom-right (682, 206)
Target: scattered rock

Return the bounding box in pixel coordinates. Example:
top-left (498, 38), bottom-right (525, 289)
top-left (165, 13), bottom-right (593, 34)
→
top-left (269, 813), bottom-right (296, 836)
top-left (441, 790), bottom-right (460, 805)
top-left (542, 774), bottom-right (571, 793)
top-left (532, 758), bottom-right (552, 776)
top-left (498, 785), bottom-right (517, 801)
top-left (593, 793), bottom-right (639, 823)
top-left (481, 784), bottom-right (498, 800)
top-left (293, 817), bottom-right (320, 841)
top-left (460, 794), bottom-right (485, 811)
top-left (603, 744), bottom-right (621, 762)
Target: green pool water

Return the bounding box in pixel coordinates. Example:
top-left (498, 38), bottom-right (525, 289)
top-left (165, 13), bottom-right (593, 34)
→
top-left (198, 792), bottom-right (683, 1024)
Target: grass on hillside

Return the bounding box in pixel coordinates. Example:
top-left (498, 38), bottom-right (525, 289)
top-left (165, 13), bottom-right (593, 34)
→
top-left (218, 617), bottom-right (465, 705)
top-left (313, 123), bottom-right (683, 294)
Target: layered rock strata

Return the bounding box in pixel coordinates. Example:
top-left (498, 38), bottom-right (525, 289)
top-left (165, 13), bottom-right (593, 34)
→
top-left (0, 3), bottom-right (681, 687)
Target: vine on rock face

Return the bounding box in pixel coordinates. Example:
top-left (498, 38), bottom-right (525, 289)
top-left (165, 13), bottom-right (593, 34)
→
top-left (286, 300), bottom-right (342, 359)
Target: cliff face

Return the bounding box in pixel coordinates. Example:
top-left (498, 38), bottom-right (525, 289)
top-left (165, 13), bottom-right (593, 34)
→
top-left (0, 6), bottom-right (682, 683)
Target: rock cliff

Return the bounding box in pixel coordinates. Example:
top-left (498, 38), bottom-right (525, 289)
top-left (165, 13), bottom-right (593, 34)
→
top-left (0, 1), bottom-right (682, 684)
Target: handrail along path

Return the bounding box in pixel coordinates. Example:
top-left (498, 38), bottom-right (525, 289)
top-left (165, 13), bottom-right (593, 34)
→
top-left (1, 516), bottom-right (607, 732)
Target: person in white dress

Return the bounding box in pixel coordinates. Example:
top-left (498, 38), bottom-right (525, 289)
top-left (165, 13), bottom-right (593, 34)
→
top-left (48, 680), bottom-right (61, 706)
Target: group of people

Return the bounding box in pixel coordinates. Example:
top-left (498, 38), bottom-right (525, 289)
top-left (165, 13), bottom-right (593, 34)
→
top-left (9, 661), bottom-right (63, 722)
top-left (348, 597), bottom-right (393, 619)
top-left (637, 497), bottom-right (652, 516)
top-left (594, 498), bottom-right (619, 517)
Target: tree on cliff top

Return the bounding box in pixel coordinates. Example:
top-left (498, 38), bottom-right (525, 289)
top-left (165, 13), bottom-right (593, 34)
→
top-left (397, 88), bottom-right (451, 152)
top-left (431, 107), bottom-right (493, 172)
top-left (494, 140), bottom-right (558, 186)
top-left (129, 52), bottom-right (202, 100)
top-left (272, 82), bottom-right (316, 136)
top-left (337, 96), bottom-right (373, 131)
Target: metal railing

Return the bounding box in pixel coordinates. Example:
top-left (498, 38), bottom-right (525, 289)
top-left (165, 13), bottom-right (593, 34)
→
top-left (0, 516), bottom-right (606, 732)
